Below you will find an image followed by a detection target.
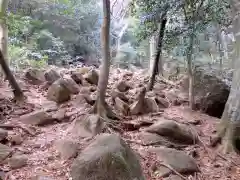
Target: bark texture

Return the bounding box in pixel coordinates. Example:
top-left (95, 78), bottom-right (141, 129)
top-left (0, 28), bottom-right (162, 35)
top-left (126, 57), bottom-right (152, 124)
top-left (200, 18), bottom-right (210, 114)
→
top-left (211, 0), bottom-right (240, 153)
top-left (0, 49), bottom-right (23, 99)
top-left (93, 0), bottom-right (117, 120)
top-left (0, 0), bottom-right (8, 62)
top-left (186, 28), bottom-right (195, 110)
top-left (147, 16), bottom-right (167, 91)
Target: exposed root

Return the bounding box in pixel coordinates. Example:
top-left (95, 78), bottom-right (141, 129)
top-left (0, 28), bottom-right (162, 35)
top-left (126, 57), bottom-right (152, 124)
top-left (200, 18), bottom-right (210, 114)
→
top-left (211, 120), bottom-right (240, 154)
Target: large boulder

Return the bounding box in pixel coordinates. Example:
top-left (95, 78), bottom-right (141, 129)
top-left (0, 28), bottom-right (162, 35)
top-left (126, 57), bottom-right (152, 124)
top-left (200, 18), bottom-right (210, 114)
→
top-left (44, 69), bottom-right (61, 84)
top-left (179, 68), bottom-right (230, 118)
top-left (84, 69), bottom-right (99, 85)
top-left (70, 133), bottom-right (145, 180)
top-left (47, 79), bottom-right (71, 103)
top-left (24, 68), bottom-right (45, 85)
top-left (59, 78), bottom-right (80, 95)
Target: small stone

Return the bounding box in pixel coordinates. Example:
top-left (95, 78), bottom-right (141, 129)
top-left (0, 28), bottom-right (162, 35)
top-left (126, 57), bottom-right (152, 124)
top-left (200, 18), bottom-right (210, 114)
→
top-left (71, 72), bottom-right (83, 84)
top-left (10, 134), bottom-right (23, 145)
top-left (9, 155), bottom-right (28, 169)
top-left (25, 68), bottom-right (45, 85)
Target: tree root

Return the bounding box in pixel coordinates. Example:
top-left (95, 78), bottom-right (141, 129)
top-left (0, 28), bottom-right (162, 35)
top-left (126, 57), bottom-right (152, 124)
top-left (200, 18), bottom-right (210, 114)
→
top-left (211, 120), bottom-right (240, 154)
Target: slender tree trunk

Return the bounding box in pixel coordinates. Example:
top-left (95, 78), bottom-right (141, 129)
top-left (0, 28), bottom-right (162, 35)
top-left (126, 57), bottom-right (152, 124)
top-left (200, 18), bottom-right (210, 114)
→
top-left (149, 33), bottom-right (157, 74)
top-left (95, 0), bottom-right (111, 116)
top-left (0, 49), bottom-right (23, 99)
top-left (211, 0), bottom-right (240, 153)
top-left (0, 0), bottom-right (8, 76)
top-left (147, 17), bottom-right (167, 91)
top-left (187, 28), bottom-right (195, 110)
top-left (217, 29), bottom-right (223, 74)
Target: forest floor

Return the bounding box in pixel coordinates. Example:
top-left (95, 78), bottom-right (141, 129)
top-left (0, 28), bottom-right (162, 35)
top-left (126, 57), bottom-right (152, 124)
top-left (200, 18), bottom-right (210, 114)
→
top-left (0, 67), bottom-right (240, 180)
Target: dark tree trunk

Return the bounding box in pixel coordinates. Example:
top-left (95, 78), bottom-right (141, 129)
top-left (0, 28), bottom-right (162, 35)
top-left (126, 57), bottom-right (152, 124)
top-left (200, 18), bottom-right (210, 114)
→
top-left (0, 49), bottom-right (23, 99)
top-left (147, 16), bottom-right (167, 91)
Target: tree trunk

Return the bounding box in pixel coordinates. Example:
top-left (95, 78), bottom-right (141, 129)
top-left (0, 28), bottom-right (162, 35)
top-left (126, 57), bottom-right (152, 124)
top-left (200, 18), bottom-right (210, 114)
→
top-left (187, 28), bottom-right (195, 110)
top-left (217, 29), bottom-right (223, 74)
top-left (147, 17), bottom-right (167, 91)
top-left (149, 33), bottom-right (157, 74)
top-left (95, 0), bottom-right (112, 117)
top-left (0, 0), bottom-right (8, 63)
top-left (211, 0), bottom-right (240, 154)
top-left (0, 49), bottom-right (23, 99)
top-left (0, 0), bottom-right (8, 76)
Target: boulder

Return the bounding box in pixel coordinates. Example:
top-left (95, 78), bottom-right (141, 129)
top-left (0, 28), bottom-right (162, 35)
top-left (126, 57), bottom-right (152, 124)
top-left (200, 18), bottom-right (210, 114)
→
top-left (150, 147), bottom-right (199, 176)
top-left (44, 69), bottom-right (61, 84)
top-left (156, 97), bottom-right (170, 108)
top-left (59, 78), bottom-right (80, 94)
top-left (0, 143), bottom-right (12, 162)
top-left (144, 118), bottom-right (197, 145)
top-left (179, 68), bottom-right (230, 118)
top-left (54, 140), bottom-right (78, 160)
top-left (47, 80), bottom-right (71, 103)
top-left (25, 68), bottom-right (45, 85)
top-left (114, 97), bottom-right (129, 115)
top-left (70, 133), bottom-right (145, 180)
top-left (0, 129), bottom-right (7, 141)
top-left (71, 71), bottom-right (84, 84)
top-left (84, 69), bottom-right (99, 85)
top-left (69, 115), bottom-right (104, 138)
top-left (8, 155), bottom-right (28, 169)
top-left (20, 110), bottom-right (55, 126)
top-left (116, 80), bottom-right (130, 92)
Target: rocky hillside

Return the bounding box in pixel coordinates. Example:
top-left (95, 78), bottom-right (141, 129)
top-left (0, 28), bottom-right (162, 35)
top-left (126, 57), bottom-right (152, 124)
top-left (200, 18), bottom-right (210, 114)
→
top-left (0, 66), bottom-right (239, 180)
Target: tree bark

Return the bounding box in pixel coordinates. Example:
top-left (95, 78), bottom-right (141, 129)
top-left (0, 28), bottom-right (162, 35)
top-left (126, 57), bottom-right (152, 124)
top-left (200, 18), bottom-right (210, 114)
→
top-left (186, 28), bottom-right (195, 110)
top-left (211, 0), bottom-right (240, 154)
top-left (0, 0), bottom-right (8, 76)
top-left (94, 0), bottom-right (116, 119)
top-left (0, 0), bottom-right (8, 63)
top-left (147, 16), bottom-right (167, 91)
top-left (0, 49), bottom-right (23, 99)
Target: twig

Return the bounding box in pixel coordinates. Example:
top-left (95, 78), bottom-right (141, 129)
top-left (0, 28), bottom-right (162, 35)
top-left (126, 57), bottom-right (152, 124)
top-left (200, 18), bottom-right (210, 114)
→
top-left (159, 163), bottom-right (188, 180)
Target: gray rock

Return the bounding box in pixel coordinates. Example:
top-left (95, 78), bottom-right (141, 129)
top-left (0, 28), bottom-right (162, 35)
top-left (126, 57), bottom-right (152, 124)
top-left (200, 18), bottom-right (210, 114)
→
top-left (150, 147), bottom-right (199, 176)
top-left (9, 155), bottom-right (28, 169)
top-left (54, 140), bottom-right (78, 160)
top-left (0, 129), bottom-right (7, 141)
top-left (20, 110), bottom-right (55, 126)
top-left (70, 133), bottom-right (145, 180)
top-left (0, 143), bottom-right (12, 162)
top-left (145, 118), bottom-right (197, 145)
